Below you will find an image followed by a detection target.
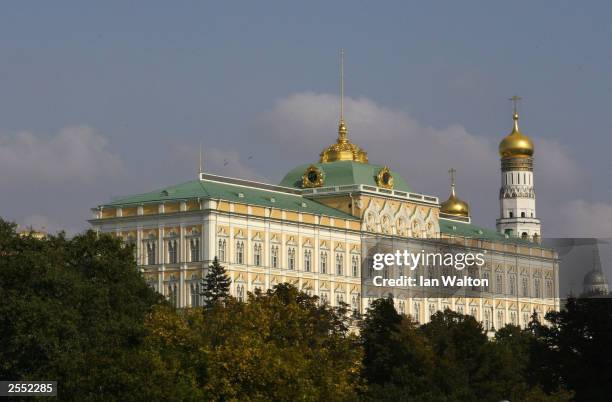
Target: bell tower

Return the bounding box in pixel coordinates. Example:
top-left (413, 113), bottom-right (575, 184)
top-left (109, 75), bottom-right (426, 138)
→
top-left (496, 96), bottom-right (541, 242)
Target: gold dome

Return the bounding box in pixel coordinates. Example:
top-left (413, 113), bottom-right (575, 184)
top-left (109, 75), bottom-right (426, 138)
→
top-left (440, 169), bottom-right (470, 218)
top-left (319, 120), bottom-right (369, 163)
top-left (499, 113), bottom-right (534, 158)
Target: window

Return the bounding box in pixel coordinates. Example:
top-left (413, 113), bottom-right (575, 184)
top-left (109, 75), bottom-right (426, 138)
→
top-left (482, 271), bottom-right (490, 291)
top-left (351, 255), bottom-right (359, 277)
top-left (253, 243), bottom-right (262, 266)
top-left (236, 283), bottom-right (245, 302)
top-left (335, 292), bottom-right (344, 306)
top-left (413, 302), bottom-right (420, 323)
top-left (545, 279), bottom-right (553, 298)
top-left (320, 251), bottom-right (328, 274)
top-left (146, 241), bottom-right (156, 265)
top-left (168, 240), bottom-right (178, 264)
top-left (509, 274), bottom-right (517, 295)
top-left (168, 283), bottom-right (178, 308)
top-left (534, 277), bottom-right (541, 298)
top-left (218, 239), bottom-right (226, 261)
top-left (510, 311), bottom-right (517, 325)
top-left (457, 305), bottom-right (464, 314)
top-left (470, 307), bottom-right (478, 319)
top-left (398, 300), bottom-right (405, 315)
top-left (522, 232), bottom-right (528, 239)
top-left (304, 249), bottom-right (312, 272)
top-left (336, 253), bottom-right (343, 276)
top-left (190, 238), bottom-right (200, 262)
top-left (352, 294), bottom-right (359, 314)
top-left (496, 273), bottom-right (503, 294)
top-left (521, 212), bottom-right (526, 218)
top-left (429, 304), bottom-right (436, 320)
top-left (497, 310), bottom-right (504, 329)
top-left (271, 245), bottom-right (279, 268)
top-left (509, 211), bottom-right (514, 218)
top-left (522, 312), bottom-right (529, 328)
top-left (236, 240), bottom-right (244, 264)
top-left (484, 308), bottom-right (492, 330)
top-left (288, 247), bottom-right (296, 270)
top-left (522, 276), bottom-right (529, 297)
top-left (320, 292), bottom-right (329, 305)
top-left (190, 282), bottom-right (201, 307)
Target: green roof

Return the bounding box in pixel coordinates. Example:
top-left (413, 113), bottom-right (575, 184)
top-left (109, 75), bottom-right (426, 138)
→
top-left (439, 218), bottom-right (532, 245)
top-left (101, 179), bottom-right (358, 220)
top-left (279, 161), bottom-right (413, 192)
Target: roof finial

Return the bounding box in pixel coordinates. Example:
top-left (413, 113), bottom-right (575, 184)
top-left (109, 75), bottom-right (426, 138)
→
top-left (509, 95), bottom-right (522, 132)
top-left (449, 168), bottom-right (457, 196)
top-left (337, 48), bottom-right (348, 143)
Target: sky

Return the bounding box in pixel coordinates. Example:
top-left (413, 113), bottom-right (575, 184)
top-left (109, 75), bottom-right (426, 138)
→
top-left (0, 1), bottom-right (611, 237)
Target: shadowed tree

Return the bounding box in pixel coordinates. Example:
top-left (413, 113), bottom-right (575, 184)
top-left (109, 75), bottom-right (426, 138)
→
top-left (201, 257), bottom-right (231, 307)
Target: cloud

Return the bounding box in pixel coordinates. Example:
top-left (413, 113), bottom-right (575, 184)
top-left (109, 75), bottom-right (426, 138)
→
top-left (0, 125), bottom-right (123, 184)
top-left (257, 92), bottom-right (612, 237)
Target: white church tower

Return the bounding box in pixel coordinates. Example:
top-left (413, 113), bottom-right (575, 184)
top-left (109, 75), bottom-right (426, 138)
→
top-left (496, 96), bottom-right (541, 242)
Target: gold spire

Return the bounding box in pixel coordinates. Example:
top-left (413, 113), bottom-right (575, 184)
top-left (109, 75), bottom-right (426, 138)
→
top-left (499, 95), bottom-right (534, 158)
top-left (319, 49), bottom-right (369, 163)
top-left (440, 168), bottom-right (470, 218)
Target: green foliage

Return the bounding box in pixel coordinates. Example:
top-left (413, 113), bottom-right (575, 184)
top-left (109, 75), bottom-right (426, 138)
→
top-left (144, 283), bottom-right (363, 401)
top-left (0, 217), bottom-right (607, 401)
top-left (201, 256), bottom-right (231, 307)
top-left (0, 219), bottom-right (165, 400)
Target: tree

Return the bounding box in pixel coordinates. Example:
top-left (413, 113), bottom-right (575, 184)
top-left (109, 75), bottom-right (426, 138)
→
top-left (0, 218), bottom-right (169, 400)
top-left (201, 257), bottom-right (231, 307)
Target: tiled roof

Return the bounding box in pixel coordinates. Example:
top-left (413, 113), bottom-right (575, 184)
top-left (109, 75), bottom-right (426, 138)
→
top-left (100, 179), bottom-right (358, 220)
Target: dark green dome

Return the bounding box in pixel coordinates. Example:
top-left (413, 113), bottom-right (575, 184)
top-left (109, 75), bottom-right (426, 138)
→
top-left (279, 160), bottom-right (413, 192)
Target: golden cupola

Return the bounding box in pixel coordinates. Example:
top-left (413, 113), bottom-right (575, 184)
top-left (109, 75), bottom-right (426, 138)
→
top-left (499, 112), bottom-right (534, 158)
top-left (319, 119), bottom-right (369, 163)
top-left (319, 49), bottom-right (368, 164)
top-left (440, 168), bottom-right (470, 218)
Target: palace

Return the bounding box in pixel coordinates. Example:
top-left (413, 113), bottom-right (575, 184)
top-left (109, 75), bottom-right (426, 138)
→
top-left (89, 62), bottom-right (559, 331)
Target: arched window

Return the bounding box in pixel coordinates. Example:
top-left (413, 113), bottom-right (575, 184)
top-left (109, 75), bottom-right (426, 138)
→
top-left (304, 249), bottom-right (312, 272)
top-left (190, 282), bottom-right (201, 307)
top-left (522, 312), bottom-right (529, 328)
top-left (335, 253), bottom-right (343, 276)
top-left (351, 255), bottom-right (359, 277)
top-left (218, 239), bottom-right (226, 262)
top-left (509, 273), bottom-right (517, 295)
top-left (335, 292), bottom-right (344, 306)
top-left (398, 300), bottom-right (405, 315)
top-left (190, 238), bottom-right (200, 262)
top-left (168, 283), bottom-right (178, 308)
top-left (534, 277), bottom-right (541, 298)
top-left (457, 305), bottom-right (464, 314)
top-left (522, 276), bottom-right (529, 297)
top-left (271, 245), bottom-right (279, 268)
top-left (236, 283), bottom-right (245, 302)
top-left (510, 311), bottom-right (517, 325)
top-left (496, 272), bottom-right (503, 294)
top-left (521, 212), bottom-right (526, 218)
top-left (429, 304), bottom-right (436, 320)
top-left (352, 294), bottom-right (359, 314)
top-left (146, 242), bottom-right (156, 265)
top-left (168, 240), bottom-right (178, 264)
top-left (509, 211), bottom-right (514, 218)
top-left (497, 310), bottom-right (504, 329)
top-left (288, 247), bottom-right (296, 270)
top-left (545, 279), bottom-right (553, 298)
top-left (253, 243), bottom-right (262, 266)
top-left (320, 251), bottom-right (328, 274)
top-left (521, 232), bottom-right (529, 239)
top-left (236, 241), bottom-right (244, 264)
top-left (413, 302), bottom-right (421, 323)
top-left (482, 271), bottom-right (490, 291)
